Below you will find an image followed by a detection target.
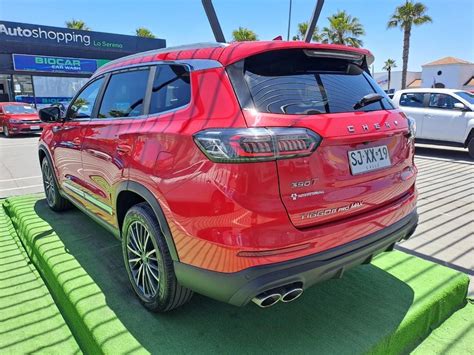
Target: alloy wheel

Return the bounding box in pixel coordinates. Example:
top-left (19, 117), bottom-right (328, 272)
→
top-left (126, 221), bottom-right (160, 299)
top-left (42, 161), bottom-right (55, 206)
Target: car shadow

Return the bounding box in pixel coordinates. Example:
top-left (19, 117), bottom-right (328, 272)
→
top-left (415, 145), bottom-right (473, 163)
top-left (33, 199), bottom-right (415, 354)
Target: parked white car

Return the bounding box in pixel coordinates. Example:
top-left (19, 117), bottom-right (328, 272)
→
top-left (392, 88), bottom-right (474, 158)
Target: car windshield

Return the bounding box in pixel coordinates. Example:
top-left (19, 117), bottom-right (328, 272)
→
top-left (3, 105), bottom-right (37, 114)
top-left (455, 91), bottom-right (474, 104)
top-left (228, 49), bottom-right (393, 115)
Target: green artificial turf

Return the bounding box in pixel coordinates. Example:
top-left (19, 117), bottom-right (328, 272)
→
top-left (0, 200), bottom-right (80, 354)
top-left (412, 303), bottom-right (474, 354)
top-left (3, 195), bottom-right (471, 354)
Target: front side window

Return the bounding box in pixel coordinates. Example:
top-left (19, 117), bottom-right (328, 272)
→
top-left (149, 65), bottom-right (191, 114)
top-left (399, 93), bottom-right (425, 108)
top-left (69, 78), bottom-right (104, 119)
top-left (228, 49), bottom-right (393, 115)
top-left (3, 105), bottom-right (36, 114)
top-left (428, 93), bottom-right (461, 110)
top-left (98, 69), bottom-right (149, 118)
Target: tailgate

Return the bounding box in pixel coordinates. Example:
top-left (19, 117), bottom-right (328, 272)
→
top-left (243, 109), bottom-right (415, 228)
top-left (227, 47), bottom-right (416, 228)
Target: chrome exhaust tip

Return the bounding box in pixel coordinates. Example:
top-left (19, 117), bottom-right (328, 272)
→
top-left (252, 292), bottom-right (282, 308)
top-left (281, 287), bottom-right (303, 303)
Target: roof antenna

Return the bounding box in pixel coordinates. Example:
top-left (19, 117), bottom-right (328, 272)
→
top-left (304, 0), bottom-right (325, 43)
top-left (202, 0), bottom-right (226, 43)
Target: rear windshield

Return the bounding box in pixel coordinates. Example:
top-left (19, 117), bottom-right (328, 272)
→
top-left (227, 49), bottom-right (393, 115)
top-left (3, 105), bottom-right (37, 114)
top-left (455, 91), bottom-right (474, 104)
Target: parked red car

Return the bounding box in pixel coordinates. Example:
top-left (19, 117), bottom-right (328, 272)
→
top-left (0, 102), bottom-right (44, 137)
top-left (38, 41), bottom-right (418, 312)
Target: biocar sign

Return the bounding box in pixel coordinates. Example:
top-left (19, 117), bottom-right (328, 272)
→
top-left (12, 54), bottom-right (108, 74)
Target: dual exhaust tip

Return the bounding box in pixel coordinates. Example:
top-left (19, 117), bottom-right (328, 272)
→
top-left (252, 284), bottom-right (304, 308)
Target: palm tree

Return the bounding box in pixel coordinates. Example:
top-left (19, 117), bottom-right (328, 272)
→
top-left (232, 27), bottom-right (258, 42)
top-left (65, 19), bottom-right (90, 31)
top-left (388, 1), bottom-right (432, 89)
top-left (321, 10), bottom-right (365, 47)
top-left (135, 27), bottom-right (156, 38)
top-left (292, 22), bottom-right (322, 42)
top-left (382, 59), bottom-right (397, 91)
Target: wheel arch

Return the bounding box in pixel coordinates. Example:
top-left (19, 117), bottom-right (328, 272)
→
top-left (464, 127), bottom-right (474, 148)
top-left (38, 145), bottom-right (60, 187)
top-left (115, 181), bottom-right (179, 261)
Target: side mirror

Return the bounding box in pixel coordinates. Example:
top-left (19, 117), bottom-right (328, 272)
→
top-left (453, 102), bottom-right (468, 111)
top-left (39, 107), bottom-right (62, 123)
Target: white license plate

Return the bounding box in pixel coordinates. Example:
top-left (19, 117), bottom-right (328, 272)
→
top-left (348, 145), bottom-right (391, 175)
top-left (30, 126), bottom-right (40, 130)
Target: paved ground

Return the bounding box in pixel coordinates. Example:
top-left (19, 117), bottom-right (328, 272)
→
top-left (398, 144), bottom-right (474, 298)
top-left (1, 135), bottom-right (472, 295)
top-left (0, 134), bottom-right (42, 198)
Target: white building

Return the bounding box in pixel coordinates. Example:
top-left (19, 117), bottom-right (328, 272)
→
top-left (374, 56), bottom-right (474, 92)
top-left (374, 71), bottom-right (421, 92)
top-left (421, 57), bottom-right (474, 91)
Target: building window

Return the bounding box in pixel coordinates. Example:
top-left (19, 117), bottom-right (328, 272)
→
top-left (0, 75), bottom-right (14, 102)
top-left (33, 76), bottom-right (88, 109)
top-left (12, 75), bottom-right (34, 104)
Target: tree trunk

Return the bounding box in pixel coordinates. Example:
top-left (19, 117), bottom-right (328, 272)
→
top-left (388, 69), bottom-right (391, 91)
top-left (401, 24), bottom-right (411, 89)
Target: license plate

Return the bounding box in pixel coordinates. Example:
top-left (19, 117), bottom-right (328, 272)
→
top-left (30, 126), bottom-right (40, 130)
top-left (348, 145), bottom-right (391, 175)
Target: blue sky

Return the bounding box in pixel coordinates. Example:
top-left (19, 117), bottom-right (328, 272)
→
top-left (1, 0), bottom-right (473, 72)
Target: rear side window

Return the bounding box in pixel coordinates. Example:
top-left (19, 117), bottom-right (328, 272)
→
top-left (98, 69), bottom-right (149, 118)
top-left (149, 64), bottom-right (190, 114)
top-left (399, 93), bottom-right (425, 108)
top-left (227, 49), bottom-right (393, 115)
top-left (428, 93), bottom-right (461, 110)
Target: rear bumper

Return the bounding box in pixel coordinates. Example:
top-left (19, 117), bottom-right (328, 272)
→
top-left (174, 209), bottom-right (418, 306)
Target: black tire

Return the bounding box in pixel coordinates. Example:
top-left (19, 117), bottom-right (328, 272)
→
top-left (41, 158), bottom-right (71, 211)
top-left (468, 138), bottom-right (474, 159)
top-left (122, 202), bottom-right (192, 312)
top-left (3, 125), bottom-right (11, 137)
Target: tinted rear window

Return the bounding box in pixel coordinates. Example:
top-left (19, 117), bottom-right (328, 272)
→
top-left (227, 49), bottom-right (393, 115)
top-left (399, 93), bottom-right (425, 108)
top-left (98, 69), bottom-right (149, 118)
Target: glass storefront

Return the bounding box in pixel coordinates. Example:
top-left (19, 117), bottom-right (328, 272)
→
top-left (12, 75), bottom-right (35, 104)
top-left (0, 74), bottom-right (14, 102)
top-left (33, 76), bottom-right (88, 109)
top-left (0, 73), bottom-right (88, 108)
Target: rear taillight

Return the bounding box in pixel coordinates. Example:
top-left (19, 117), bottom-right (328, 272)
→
top-left (194, 128), bottom-right (321, 163)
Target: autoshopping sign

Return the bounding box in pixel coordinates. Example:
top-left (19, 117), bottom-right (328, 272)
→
top-left (0, 21), bottom-right (165, 52)
top-left (12, 54), bottom-right (109, 74)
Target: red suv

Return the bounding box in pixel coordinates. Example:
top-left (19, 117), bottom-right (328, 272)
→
top-left (0, 102), bottom-right (44, 137)
top-left (38, 41), bottom-right (418, 312)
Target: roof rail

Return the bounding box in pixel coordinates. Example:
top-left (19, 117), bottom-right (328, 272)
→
top-left (98, 42), bottom-right (227, 71)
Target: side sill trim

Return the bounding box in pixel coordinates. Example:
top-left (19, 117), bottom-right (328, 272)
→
top-left (63, 181), bottom-right (113, 215)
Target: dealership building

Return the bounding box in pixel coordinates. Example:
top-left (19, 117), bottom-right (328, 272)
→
top-left (0, 20), bottom-right (166, 108)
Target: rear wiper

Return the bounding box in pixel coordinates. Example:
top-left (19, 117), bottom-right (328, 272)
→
top-left (353, 93), bottom-right (384, 110)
